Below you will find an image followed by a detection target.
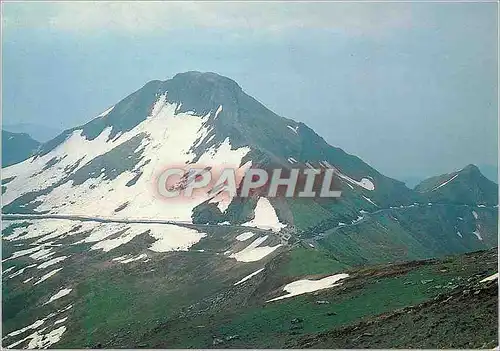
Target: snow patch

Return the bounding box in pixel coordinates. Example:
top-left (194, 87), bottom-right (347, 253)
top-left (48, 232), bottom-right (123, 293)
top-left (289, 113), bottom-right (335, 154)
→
top-left (472, 230), bottom-right (483, 241)
top-left (34, 268), bottom-right (62, 286)
top-left (6, 319), bottom-right (45, 338)
top-left (242, 197), bottom-right (286, 232)
top-left (45, 288), bottom-right (72, 304)
top-left (8, 264), bottom-right (36, 279)
top-left (30, 248), bottom-right (55, 261)
top-left (3, 246), bottom-right (42, 262)
top-left (113, 253), bottom-right (148, 264)
top-left (25, 326), bottom-right (67, 349)
top-left (352, 216), bottom-right (364, 224)
top-left (37, 256), bottom-right (68, 269)
top-left (234, 268), bottom-right (265, 286)
top-left (267, 273), bottom-right (349, 302)
top-left (214, 105), bottom-right (223, 119)
top-left (431, 173), bottom-right (459, 191)
top-left (3, 266), bottom-right (16, 275)
top-left (362, 195), bottom-right (377, 207)
top-left (235, 232), bottom-right (255, 241)
top-left (147, 224), bottom-right (206, 253)
top-left (230, 235), bottom-right (281, 262)
top-left (54, 317), bottom-right (68, 325)
top-left (322, 161), bottom-right (375, 191)
top-left (480, 273), bottom-right (498, 283)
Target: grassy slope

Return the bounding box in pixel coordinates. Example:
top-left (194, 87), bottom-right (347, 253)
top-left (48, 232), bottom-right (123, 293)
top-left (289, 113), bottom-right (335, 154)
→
top-left (137, 249), bottom-right (498, 349)
top-left (296, 266), bottom-right (498, 348)
top-left (315, 205), bottom-right (497, 266)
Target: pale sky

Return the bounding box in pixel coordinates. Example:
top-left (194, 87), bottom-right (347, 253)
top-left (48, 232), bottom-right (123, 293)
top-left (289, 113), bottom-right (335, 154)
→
top-left (2, 1), bottom-right (498, 181)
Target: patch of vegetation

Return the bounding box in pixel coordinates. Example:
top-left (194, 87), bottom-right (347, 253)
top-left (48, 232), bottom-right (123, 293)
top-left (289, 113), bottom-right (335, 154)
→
top-left (138, 249), bottom-right (498, 349)
top-left (279, 247), bottom-right (347, 277)
top-left (296, 275), bottom-right (497, 348)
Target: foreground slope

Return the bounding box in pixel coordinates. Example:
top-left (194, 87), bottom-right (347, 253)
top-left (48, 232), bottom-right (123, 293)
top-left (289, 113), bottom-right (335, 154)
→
top-left (3, 229), bottom-right (495, 349)
top-left (295, 258), bottom-right (498, 349)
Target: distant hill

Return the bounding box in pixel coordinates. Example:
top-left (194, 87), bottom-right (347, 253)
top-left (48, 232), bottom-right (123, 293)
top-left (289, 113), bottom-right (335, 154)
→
top-left (3, 122), bottom-right (61, 143)
top-left (2, 130), bottom-right (40, 167)
top-left (415, 164), bottom-right (498, 205)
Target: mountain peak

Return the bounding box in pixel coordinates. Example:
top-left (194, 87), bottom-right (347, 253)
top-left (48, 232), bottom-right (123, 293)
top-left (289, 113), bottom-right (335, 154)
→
top-left (461, 164), bottom-right (481, 175)
top-left (169, 71), bottom-right (242, 91)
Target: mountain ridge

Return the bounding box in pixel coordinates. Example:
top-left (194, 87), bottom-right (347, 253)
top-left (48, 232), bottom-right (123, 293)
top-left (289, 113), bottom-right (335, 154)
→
top-left (415, 164), bottom-right (498, 205)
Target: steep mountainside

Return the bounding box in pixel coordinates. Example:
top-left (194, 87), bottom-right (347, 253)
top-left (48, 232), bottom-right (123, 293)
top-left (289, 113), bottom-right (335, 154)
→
top-left (2, 72), bottom-right (414, 226)
top-left (2, 131), bottom-right (40, 168)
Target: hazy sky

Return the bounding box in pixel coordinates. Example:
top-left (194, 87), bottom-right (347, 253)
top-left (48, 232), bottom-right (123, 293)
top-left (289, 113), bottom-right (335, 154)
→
top-left (2, 2), bottom-right (498, 180)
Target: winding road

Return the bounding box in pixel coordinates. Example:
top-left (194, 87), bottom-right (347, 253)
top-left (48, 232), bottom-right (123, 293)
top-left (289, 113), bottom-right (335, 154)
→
top-left (1, 212), bottom-right (276, 234)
